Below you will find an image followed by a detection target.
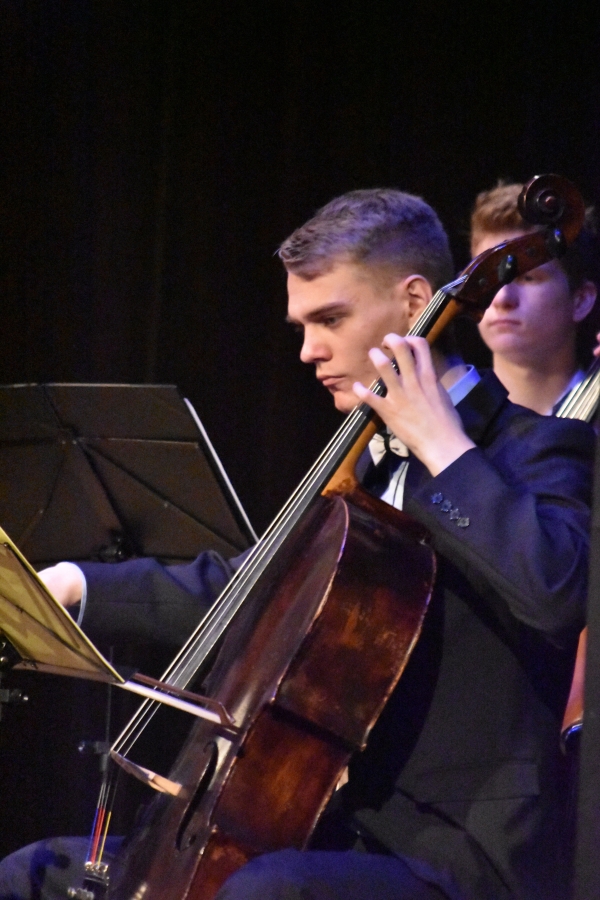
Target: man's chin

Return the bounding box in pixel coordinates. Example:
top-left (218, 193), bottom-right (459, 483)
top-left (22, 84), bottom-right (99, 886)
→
top-left (333, 391), bottom-right (359, 415)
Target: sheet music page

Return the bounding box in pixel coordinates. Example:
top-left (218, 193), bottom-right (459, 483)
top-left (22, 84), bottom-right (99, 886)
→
top-left (0, 527), bottom-right (123, 682)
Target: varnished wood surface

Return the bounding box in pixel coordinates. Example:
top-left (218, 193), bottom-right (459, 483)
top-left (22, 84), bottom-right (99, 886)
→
top-left (108, 495), bottom-right (435, 900)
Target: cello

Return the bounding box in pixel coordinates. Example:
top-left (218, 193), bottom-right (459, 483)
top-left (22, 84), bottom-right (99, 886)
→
top-left (83, 175), bottom-right (585, 900)
top-left (557, 359), bottom-right (600, 750)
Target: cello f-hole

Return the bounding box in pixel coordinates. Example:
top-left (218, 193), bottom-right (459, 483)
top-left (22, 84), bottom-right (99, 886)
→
top-left (176, 742), bottom-right (219, 851)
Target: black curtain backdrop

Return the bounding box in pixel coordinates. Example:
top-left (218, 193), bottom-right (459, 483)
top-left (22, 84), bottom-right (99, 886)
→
top-left (1, 0), bottom-right (600, 864)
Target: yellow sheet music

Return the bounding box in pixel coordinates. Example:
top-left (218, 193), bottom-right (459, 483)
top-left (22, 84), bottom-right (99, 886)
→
top-left (0, 527), bottom-right (123, 683)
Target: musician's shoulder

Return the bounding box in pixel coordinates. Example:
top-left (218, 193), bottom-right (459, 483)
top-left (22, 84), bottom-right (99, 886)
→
top-left (503, 400), bottom-right (596, 459)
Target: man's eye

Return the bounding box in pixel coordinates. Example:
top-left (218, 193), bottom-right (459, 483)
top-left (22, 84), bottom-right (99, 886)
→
top-left (323, 316), bottom-right (341, 326)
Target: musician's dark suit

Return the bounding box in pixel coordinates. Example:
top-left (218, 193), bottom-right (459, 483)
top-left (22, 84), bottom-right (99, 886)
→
top-left (0, 372), bottom-right (592, 900)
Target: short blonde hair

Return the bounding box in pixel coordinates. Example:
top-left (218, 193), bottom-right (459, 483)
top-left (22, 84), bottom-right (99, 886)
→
top-left (470, 182), bottom-right (534, 254)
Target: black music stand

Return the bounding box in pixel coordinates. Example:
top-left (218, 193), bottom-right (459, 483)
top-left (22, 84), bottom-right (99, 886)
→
top-left (0, 383), bottom-right (257, 851)
top-left (0, 383), bottom-right (256, 568)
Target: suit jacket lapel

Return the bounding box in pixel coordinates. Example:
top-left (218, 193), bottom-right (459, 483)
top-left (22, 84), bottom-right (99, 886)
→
top-left (456, 369), bottom-right (508, 444)
top-left (403, 370), bottom-right (509, 503)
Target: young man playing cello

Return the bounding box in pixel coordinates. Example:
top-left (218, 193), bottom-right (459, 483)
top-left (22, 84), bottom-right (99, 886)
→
top-left (0, 188), bottom-right (593, 900)
top-left (213, 188), bottom-right (593, 900)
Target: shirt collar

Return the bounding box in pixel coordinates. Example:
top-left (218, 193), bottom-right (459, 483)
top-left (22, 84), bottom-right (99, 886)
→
top-left (445, 363), bottom-right (481, 406)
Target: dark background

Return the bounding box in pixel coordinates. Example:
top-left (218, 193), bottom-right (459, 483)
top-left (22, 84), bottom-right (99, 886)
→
top-left (1, 0), bottom-right (600, 860)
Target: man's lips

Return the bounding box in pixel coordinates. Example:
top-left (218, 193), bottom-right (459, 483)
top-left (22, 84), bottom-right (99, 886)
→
top-left (318, 375), bottom-right (345, 388)
top-left (486, 318), bottom-right (521, 328)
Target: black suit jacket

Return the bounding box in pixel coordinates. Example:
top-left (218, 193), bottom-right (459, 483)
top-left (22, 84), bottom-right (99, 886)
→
top-left (78, 371), bottom-right (594, 900)
top-left (345, 371), bottom-right (593, 899)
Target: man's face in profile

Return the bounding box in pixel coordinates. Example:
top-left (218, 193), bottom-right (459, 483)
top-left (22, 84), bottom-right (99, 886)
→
top-left (286, 261), bottom-right (419, 413)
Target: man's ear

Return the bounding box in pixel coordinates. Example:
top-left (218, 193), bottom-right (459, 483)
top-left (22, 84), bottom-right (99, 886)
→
top-left (402, 274), bottom-right (434, 326)
top-left (573, 280), bottom-right (598, 323)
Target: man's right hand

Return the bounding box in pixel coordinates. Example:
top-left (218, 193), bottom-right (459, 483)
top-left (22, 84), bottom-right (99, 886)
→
top-left (38, 562), bottom-right (84, 608)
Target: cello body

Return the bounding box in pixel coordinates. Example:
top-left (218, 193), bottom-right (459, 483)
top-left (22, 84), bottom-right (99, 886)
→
top-left (108, 490), bottom-right (435, 900)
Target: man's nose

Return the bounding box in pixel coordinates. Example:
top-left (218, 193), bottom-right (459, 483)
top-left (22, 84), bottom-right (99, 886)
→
top-left (300, 329), bottom-right (330, 364)
top-left (491, 283), bottom-right (519, 309)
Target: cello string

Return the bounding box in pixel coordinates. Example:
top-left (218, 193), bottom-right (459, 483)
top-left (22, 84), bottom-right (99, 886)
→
top-left (111, 400), bottom-right (372, 753)
top-left (151, 280), bottom-right (454, 684)
top-left (87, 765), bottom-right (121, 867)
top-left (113, 279), bottom-right (462, 754)
top-left (111, 284), bottom-right (457, 756)
top-left (111, 385), bottom-right (373, 750)
top-left (556, 357), bottom-right (600, 421)
top-left (87, 768), bottom-right (115, 863)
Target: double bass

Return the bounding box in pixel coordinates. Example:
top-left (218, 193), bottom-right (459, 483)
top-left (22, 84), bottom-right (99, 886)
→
top-left (83, 175), bottom-right (585, 900)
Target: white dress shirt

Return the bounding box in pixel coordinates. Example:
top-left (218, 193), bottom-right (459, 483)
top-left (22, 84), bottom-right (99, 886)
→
top-left (368, 365), bottom-right (481, 510)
